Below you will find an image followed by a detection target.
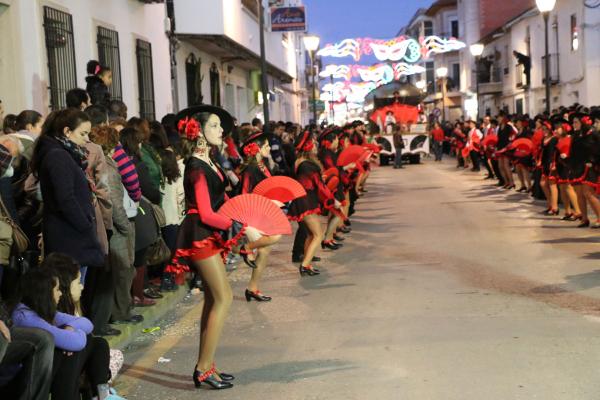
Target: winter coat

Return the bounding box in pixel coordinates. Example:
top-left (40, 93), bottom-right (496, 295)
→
top-left (85, 75), bottom-right (110, 107)
top-left (105, 156), bottom-right (134, 271)
top-left (84, 142), bottom-right (111, 255)
top-left (36, 135), bottom-right (104, 267)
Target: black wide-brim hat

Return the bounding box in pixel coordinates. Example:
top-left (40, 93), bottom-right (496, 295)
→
top-left (242, 131), bottom-right (267, 149)
top-left (550, 116), bottom-right (569, 127)
top-left (175, 104), bottom-right (234, 135)
top-left (568, 111), bottom-right (589, 124)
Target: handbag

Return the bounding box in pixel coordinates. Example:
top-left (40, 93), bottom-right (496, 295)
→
top-left (145, 237), bottom-right (171, 266)
top-left (143, 196), bottom-right (166, 228)
top-left (0, 195), bottom-right (29, 255)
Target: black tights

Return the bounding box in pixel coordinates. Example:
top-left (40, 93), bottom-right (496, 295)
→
top-left (51, 336), bottom-right (111, 400)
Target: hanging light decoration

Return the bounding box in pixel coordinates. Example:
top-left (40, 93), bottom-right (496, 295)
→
top-left (317, 35), bottom-right (466, 62)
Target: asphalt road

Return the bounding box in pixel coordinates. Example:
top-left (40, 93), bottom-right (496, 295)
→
top-left (116, 159), bottom-right (600, 400)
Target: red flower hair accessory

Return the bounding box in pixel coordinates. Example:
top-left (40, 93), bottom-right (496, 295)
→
top-left (542, 121), bottom-right (552, 131)
top-left (243, 142), bottom-right (260, 157)
top-left (582, 116), bottom-right (592, 126)
top-left (321, 140), bottom-right (332, 149)
top-left (178, 117), bottom-right (201, 140)
top-left (302, 140), bottom-right (314, 153)
top-left (562, 123), bottom-right (572, 133)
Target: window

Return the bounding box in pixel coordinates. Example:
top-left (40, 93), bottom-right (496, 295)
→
top-left (571, 14), bottom-right (579, 51)
top-left (135, 39), bottom-right (155, 120)
top-left (43, 6), bottom-right (77, 111)
top-left (97, 26), bottom-right (123, 101)
top-left (426, 61), bottom-right (435, 94)
top-left (515, 98), bottom-right (523, 115)
top-left (423, 21), bottom-right (433, 36)
top-left (452, 63), bottom-right (460, 89)
top-left (451, 20), bottom-right (459, 38)
top-left (185, 53), bottom-right (203, 107)
top-left (503, 44), bottom-right (509, 74)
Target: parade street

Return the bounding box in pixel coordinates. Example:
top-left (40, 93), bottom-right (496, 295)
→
top-left (117, 162), bottom-right (600, 400)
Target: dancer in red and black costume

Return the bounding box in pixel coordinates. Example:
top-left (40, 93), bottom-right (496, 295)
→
top-left (537, 119), bottom-right (560, 215)
top-left (568, 112), bottom-right (600, 228)
top-left (168, 105), bottom-right (261, 390)
top-left (288, 131), bottom-right (340, 276)
top-left (318, 128), bottom-right (352, 246)
top-left (513, 116), bottom-right (534, 193)
top-left (238, 131), bottom-right (282, 301)
top-left (553, 118), bottom-right (581, 219)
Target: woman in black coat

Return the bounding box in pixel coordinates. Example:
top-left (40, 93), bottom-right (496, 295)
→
top-left (31, 109), bottom-right (104, 278)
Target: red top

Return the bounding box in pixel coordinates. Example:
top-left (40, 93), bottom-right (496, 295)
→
top-left (190, 167), bottom-right (231, 231)
top-left (431, 128), bottom-right (445, 142)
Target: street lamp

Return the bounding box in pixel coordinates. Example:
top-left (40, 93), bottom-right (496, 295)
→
top-left (303, 34), bottom-right (320, 124)
top-left (470, 43), bottom-right (484, 121)
top-left (436, 66), bottom-right (448, 122)
top-left (536, 0), bottom-right (556, 114)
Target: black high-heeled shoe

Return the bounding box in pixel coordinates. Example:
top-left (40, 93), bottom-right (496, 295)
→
top-left (561, 213), bottom-right (574, 221)
top-left (545, 209), bottom-right (559, 216)
top-left (344, 220), bottom-right (351, 227)
top-left (333, 234), bottom-right (345, 242)
top-left (299, 265), bottom-right (320, 276)
top-left (506, 184), bottom-right (516, 190)
top-left (577, 220), bottom-right (590, 228)
top-left (239, 246), bottom-right (257, 269)
top-left (517, 187), bottom-right (527, 193)
top-left (213, 363), bottom-right (234, 381)
top-left (321, 240), bottom-right (340, 250)
top-left (338, 226), bottom-right (351, 234)
top-left (193, 367), bottom-right (233, 390)
top-left (245, 289), bottom-right (272, 302)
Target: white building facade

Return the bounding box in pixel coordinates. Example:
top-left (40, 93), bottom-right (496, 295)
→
top-left (462, 0), bottom-right (600, 118)
top-left (171, 0), bottom-right (309, 125)
top-left (0, 0), bottom-right (172, 119)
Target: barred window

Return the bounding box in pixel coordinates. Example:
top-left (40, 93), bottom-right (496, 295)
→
top-left (43, 6), bottom-right (77, 111)
top-left (135, 39), bottom-right (156, 121)
top-left (97, 26), bottom-right (123, 101)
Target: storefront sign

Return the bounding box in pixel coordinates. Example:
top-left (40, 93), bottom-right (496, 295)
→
top-left (271, 6), bottom-right (306, 32)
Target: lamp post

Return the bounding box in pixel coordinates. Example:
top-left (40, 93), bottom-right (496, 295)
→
top-left (469, 43), bottom-right (484, 121)
top-left (436, 66), bottom-right (448, 123)
top-left (536, 0), bottom-right (556, 115)
top-left (303, 34), bottom-right (320, 124)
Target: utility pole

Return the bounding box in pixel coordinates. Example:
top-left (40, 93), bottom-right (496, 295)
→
top-left (258, 0), bottom-right (270, 128)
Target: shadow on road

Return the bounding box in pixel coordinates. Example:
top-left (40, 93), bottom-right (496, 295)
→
top-left (235, 359), bottom-right (356, 383)
top-left (531, 270), bottom-right (600, 294)
top-left (121, 364), bottom-right (194, 391)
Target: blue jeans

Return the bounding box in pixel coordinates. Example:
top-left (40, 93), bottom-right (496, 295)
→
top-left (394, 148), bottom-right (403, 167)
top-left (432, 141), bottom-right (443, 161)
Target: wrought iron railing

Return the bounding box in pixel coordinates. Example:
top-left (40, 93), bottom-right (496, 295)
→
top-left (43, 6), bottom-right (77, 111)
top-left (136, 39), bottom-right (156, 121)
top-left (97, 26), bottom-right (123, 101)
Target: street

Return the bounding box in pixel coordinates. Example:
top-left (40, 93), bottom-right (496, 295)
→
top-left (117, 160), bottom-right (600, 400)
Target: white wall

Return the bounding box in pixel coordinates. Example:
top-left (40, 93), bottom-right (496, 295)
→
top-left (0, 0), bottom-right (171, 118)
top-left (173, 0), bottom-right (297, 79)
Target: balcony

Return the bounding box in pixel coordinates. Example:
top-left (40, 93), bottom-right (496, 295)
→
top-left (516, 63), bottom-right (529, 89)
top-left (541, 53), bottom-right (560, 85)
top-left (477, 65), bottom-right (502, 94)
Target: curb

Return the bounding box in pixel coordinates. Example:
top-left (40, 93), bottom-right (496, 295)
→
top-left (106, 284), bottom-right (189, 350)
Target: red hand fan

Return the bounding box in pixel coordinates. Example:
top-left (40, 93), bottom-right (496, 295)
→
top-left (364, 143), bottom-right (381, 153)
top-left (511, 138), bottom-right (533, 157)
top-left (218, 194), bottom-right (292, 235)
top-left (253, 176), bottom-right (306, 203)
top-left (556, 136), bottom-right (571, 158)
top-left (481, 134), bottom-right (498, 148)
top-left (337, 145), bottom-right (367, 166)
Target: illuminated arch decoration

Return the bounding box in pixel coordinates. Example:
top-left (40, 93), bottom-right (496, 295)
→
top-left (317, 35), bottom-right (466, 62)
top-left (320, 63), bottom-right (426, 82)
top-left (420, 36), bottom-right (466, 58)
